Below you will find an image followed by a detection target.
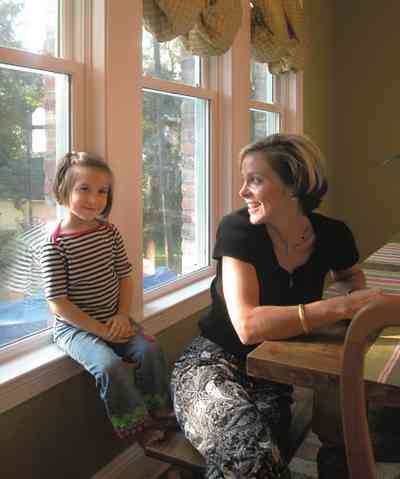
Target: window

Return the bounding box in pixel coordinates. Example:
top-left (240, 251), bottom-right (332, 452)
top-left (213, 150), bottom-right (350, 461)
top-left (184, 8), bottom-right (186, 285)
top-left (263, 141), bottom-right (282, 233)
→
top-left (142, 29), bottom-right (212, 295)
top-left (0, 0), bottom-right (83, 349)
top-left (250, 61), bottom-right (281, 141)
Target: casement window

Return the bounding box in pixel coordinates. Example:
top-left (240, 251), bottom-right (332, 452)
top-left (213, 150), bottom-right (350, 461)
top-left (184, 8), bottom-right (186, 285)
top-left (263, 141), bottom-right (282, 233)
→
top-left (142, 30), bottom-right (214, 298)
top-left (0, 0), bottom-right (84, 349)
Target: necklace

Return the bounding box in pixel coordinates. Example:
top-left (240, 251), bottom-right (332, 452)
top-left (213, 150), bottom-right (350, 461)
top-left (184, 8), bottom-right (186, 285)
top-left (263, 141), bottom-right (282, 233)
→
top-left (267, 222), bottom-right (312, 254)
top-left (266, 221), bottom-right (315, 288)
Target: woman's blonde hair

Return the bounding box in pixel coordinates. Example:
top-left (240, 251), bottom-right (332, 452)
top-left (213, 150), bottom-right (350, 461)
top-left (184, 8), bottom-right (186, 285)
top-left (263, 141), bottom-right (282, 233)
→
top-left (53, 152), bottom-right (114, 218)
top-left (239, 133), bottom-right (328, 213)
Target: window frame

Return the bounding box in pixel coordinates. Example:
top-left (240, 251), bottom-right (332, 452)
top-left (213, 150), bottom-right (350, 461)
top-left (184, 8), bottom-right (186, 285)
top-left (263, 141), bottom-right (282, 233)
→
top-left (141, 46), bottom-right (218, 302)
top-left (249, 64), bottom-right (303, 139)
top-left (0, 0), bottom-right (85, 394)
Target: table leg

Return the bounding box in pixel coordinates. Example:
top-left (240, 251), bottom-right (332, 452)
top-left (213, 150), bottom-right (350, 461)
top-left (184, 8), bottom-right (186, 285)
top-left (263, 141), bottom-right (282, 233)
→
top-left (312, 387), bottom-right (348, 479)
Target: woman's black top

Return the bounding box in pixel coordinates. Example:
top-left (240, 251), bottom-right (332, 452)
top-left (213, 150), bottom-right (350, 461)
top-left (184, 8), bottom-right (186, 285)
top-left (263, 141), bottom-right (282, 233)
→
top-left (199, 208), bottom-right (359, 359)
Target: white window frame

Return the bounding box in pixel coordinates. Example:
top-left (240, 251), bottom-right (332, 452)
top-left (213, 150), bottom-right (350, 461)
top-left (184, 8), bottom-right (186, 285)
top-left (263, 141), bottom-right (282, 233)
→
top-left (141, 49), bottom-right (217, 302)
top-left (0, 0), bottom-right (302, 414)
top-left (0, 0), bottom-right (86, 411)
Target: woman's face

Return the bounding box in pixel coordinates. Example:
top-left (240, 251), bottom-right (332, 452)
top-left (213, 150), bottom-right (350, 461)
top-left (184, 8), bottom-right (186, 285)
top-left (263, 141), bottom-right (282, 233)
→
top-left (239, 152), bottom-right (294, 225)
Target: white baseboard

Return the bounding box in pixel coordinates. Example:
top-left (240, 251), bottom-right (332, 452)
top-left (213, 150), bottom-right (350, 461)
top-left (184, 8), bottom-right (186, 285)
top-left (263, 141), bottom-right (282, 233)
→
top-left (92, 443), bottom-right (169, 479)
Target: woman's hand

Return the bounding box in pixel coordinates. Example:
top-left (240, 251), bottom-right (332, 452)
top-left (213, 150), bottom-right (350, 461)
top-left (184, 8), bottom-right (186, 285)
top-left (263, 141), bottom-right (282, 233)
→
top-left (105, 314), bottom-right (136, 342)
top-left (333, 287), bottom-right (384, 319)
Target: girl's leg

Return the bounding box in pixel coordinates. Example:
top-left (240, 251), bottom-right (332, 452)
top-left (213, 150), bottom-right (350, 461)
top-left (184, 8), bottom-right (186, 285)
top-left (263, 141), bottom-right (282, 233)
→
top-left (119, 334), bottom-right (172, 416)
top-left (171, 336), bottom-right (291, 479)
top-left (55, 325), bottom-right (149, 439)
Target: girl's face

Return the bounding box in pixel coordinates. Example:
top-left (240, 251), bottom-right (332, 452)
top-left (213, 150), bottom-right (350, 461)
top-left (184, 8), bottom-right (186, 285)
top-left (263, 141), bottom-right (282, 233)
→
top-left (66, 166), bottom-right (111, 228)
top-left (239, 152), bottom-right (294, 225)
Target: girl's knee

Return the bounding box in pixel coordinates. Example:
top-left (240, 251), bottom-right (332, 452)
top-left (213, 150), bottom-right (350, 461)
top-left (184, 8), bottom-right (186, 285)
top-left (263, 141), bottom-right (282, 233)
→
top-left (101, 356), bottom-right (131, 381)
top-left (135, 336), bottom-right (164, 359)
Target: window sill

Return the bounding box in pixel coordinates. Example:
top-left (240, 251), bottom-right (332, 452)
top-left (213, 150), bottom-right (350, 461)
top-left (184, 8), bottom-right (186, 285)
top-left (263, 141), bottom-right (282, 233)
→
top-left (0, 276), bottom-right (212, 414)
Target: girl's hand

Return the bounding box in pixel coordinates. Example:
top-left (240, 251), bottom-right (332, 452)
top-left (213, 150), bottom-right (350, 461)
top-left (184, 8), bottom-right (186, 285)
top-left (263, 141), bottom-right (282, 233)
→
top-left (96, 321), bottom-right (118, 342)
top-left (106, 314), bottom-right (136, 342)
top-left (336, 287), bottom-right (384, 319)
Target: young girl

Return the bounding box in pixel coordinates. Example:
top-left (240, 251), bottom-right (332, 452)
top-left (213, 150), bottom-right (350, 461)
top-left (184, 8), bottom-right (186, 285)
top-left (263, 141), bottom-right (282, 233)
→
top-left (40, 152), bottom-right (174, 446)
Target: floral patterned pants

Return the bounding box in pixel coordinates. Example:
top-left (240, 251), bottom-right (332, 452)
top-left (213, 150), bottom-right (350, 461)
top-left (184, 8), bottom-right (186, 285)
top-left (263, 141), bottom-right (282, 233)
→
top-left (171, 336), bottom-right (293, 478)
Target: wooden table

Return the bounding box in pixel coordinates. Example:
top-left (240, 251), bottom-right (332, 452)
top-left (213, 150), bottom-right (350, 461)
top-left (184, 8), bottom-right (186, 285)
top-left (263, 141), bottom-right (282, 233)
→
top-left (247, 322), bottom-right (400, 478)
top-left (247, 239), bottom-right (400, 478)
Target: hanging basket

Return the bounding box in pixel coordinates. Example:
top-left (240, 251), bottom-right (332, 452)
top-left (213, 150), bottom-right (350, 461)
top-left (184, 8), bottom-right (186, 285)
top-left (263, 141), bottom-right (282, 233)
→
top-left (179, 0), bottom-right (243, 56)
top-left (143, 0), bottom-right (206, 42)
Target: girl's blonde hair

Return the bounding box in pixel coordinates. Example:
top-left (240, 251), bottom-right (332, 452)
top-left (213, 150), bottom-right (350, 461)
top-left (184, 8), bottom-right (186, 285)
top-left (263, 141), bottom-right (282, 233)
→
top-left (239, 133), bottom-right (328, 213)
top-left (53, 152), bottom-right (114, 217)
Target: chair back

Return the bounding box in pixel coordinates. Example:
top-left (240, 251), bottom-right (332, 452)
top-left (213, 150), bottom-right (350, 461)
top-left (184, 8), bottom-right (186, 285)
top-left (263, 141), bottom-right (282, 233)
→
top-left (341, 296), bottom-right (400, 479)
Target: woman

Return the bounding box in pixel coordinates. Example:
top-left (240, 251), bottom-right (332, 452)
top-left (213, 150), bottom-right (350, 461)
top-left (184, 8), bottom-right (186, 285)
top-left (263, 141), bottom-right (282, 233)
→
top-left (171, 134), bottom-right (381, 478)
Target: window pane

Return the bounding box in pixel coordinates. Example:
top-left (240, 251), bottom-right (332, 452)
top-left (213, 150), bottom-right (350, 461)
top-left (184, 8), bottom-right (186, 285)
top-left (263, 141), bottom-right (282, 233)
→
top-left (0, 0), bottom-right (58, 55)
top-left (143, 89), bottom-right (209, 291)
top-left (250, 109), bottom-right (280, 142)
top-left (250, 61), bottom-right (275, 103)
top-left (0, 63), bottom-right (69, 348)
top-left (142, 28), bottom-right (200, 86)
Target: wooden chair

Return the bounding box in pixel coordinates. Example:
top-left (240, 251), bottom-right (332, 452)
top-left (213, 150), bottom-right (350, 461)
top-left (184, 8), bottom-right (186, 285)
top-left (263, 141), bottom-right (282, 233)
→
top-left (144, 386), bottom-right (313, 478)
top-left (341, 296), bottom-right (400, 479)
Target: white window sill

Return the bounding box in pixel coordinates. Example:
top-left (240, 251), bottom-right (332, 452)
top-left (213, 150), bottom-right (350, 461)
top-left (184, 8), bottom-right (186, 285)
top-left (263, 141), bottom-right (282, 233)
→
top-left (0, 276), bottom-right (212, 414)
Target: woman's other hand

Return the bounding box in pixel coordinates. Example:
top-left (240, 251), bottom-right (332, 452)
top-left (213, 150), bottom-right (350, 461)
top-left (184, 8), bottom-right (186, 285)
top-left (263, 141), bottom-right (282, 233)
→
top-left (336, 287), bottom-right (384, 319)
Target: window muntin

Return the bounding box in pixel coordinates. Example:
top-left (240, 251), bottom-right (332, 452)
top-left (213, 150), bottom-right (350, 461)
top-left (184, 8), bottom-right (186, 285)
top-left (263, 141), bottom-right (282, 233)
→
top-left (0, 0), bottom-right (58, 56)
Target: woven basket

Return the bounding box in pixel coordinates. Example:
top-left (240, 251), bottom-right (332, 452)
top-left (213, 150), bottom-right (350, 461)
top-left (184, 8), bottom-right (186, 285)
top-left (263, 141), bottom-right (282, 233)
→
top-left (179, 0), bottom-right (243, 56)
top-left (143, 0), bottom-right (206, 42)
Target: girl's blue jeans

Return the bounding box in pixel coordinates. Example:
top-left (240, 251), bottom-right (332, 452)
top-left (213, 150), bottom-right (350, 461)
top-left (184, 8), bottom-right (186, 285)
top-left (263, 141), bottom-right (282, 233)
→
top-left (54, 320), bottom-right (171, 438)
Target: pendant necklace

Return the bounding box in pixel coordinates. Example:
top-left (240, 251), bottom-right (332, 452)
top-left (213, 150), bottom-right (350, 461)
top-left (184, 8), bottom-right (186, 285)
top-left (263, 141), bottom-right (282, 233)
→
top-left (267, 222), bottom-right (312, 289)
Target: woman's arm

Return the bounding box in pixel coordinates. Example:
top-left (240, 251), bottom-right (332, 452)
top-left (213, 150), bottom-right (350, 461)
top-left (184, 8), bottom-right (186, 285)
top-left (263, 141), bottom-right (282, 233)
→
top-left (331, 264), bottom-right (366, 293)
top-left (222, 256), bottom-right (382, 344)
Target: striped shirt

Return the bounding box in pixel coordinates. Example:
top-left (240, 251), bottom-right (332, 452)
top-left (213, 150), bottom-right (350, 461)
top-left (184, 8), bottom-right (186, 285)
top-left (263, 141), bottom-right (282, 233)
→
top-left (40, 222), bottom-right (132, 323)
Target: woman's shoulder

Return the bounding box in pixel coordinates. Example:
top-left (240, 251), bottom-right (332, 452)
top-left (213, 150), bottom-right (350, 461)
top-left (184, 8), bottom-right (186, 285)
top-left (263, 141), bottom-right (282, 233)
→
top-left (218, 207), bottom-right (258, 232)
top-left (310, 212), bottom-right (355, 246)
top-left (310, 212), bottom-right (351, 231)
top-left (213, 208), bottom-right (264, 261)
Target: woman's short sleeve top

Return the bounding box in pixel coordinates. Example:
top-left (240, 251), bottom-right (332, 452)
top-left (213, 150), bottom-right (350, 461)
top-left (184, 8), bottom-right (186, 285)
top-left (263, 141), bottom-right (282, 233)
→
top-left (199, 208), bottom-right (359, 358)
